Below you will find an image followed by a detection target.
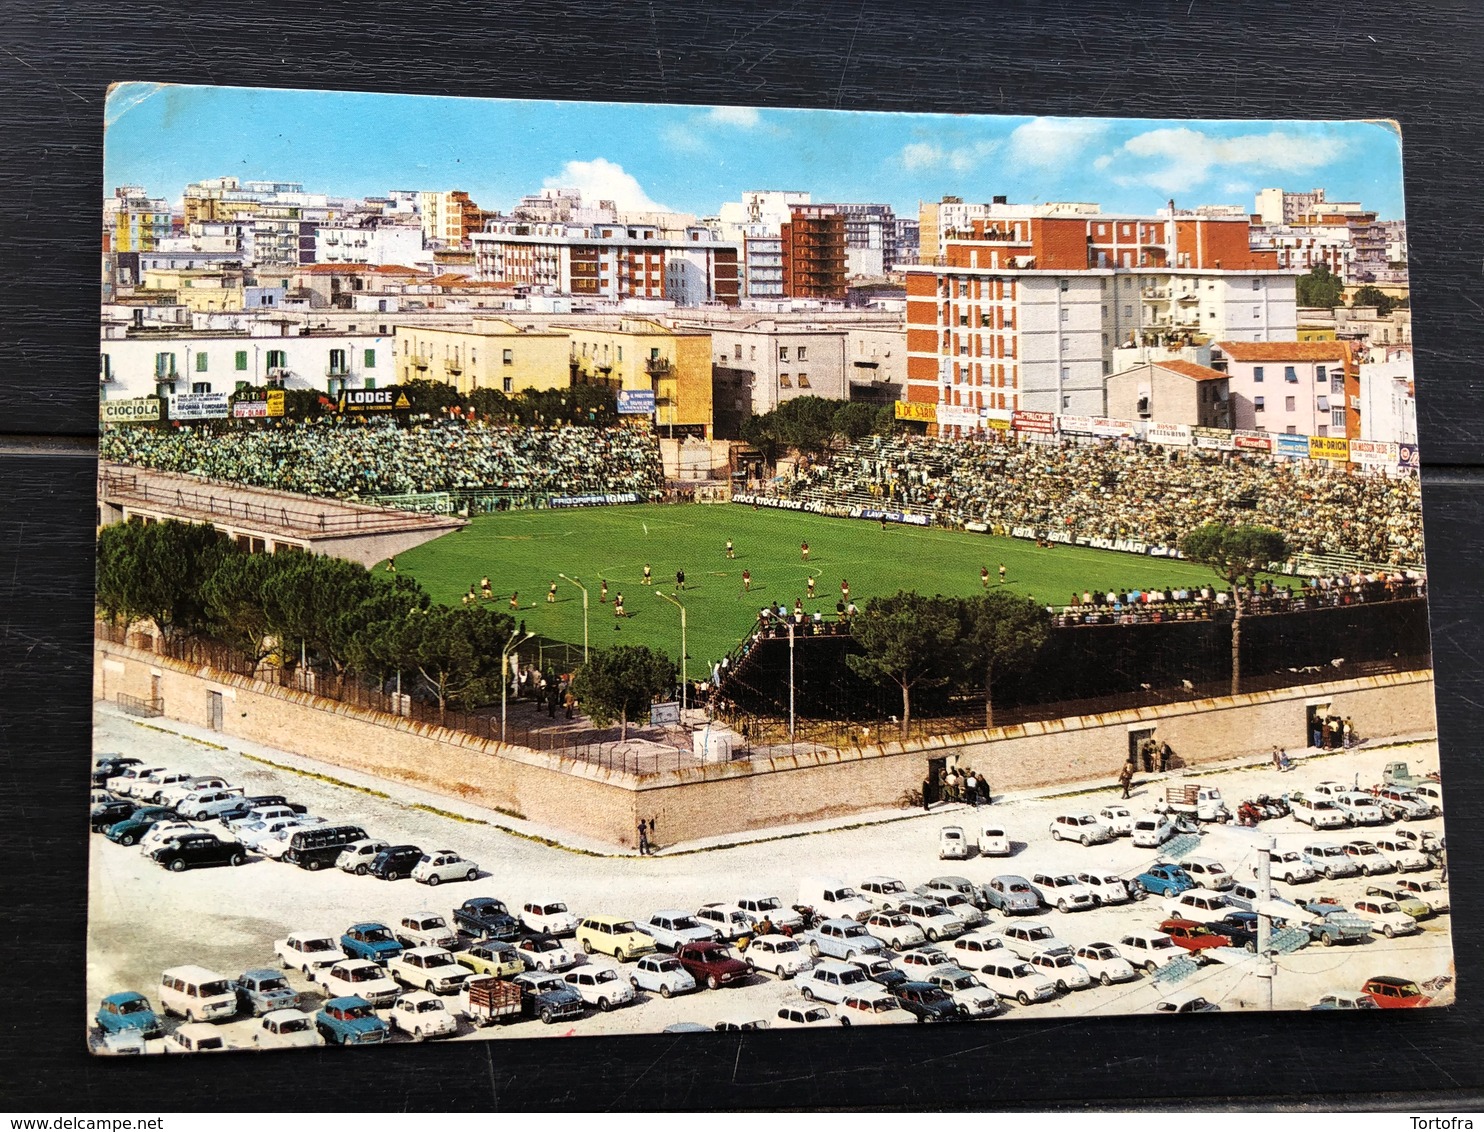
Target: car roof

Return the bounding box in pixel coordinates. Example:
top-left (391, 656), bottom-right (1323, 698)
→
top-left (650, 908), bottom-right (693, 918)
top-left (324, 996), bottom-right (372, 1008)
top-left (162, 964), bottom-right (227, 981)
top-left (241, 967), bottom-right (281, 980)
top-left (102, 991), bottom-right (149, 1005)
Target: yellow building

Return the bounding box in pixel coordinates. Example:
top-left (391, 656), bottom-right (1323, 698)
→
top-left (558, 318), bottom-right (714, 438)
top-left (1297, 324), bottom-right (1338, 342)
top-left (140, 268), bottom-right (246, 312)
top-left (394, 319), bottom-right (570, 394)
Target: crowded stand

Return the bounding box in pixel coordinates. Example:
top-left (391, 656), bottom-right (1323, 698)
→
top-left (99, 418), bottom-right (666, 501)
top-left (762, 433), bottom-right (1425, 567)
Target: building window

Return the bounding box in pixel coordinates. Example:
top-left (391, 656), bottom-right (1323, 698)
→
top-left (1060, 366), bottom-right (1070, 381)
top-left (1317, 395), bottom-right (1330, 411)
top-left (798, 373), bottom-right (811, 388)
top-left (1332, 374), bottom-right (1344, 393)
top-left (1059, 278), bottom-right (1069, 292)
top-left (235, 350), bottom-right (248, 371)
top-left (194, 351), bottom-right (209, 373)
top-left (329, 348), bottom-right (347, 375)
top-left (1062, 395), bottom-right (1071, 409)
top-left (779, 374), bottom-right (792, 388)
top-left (503, 349), bottom-right (513, 365)
top-left (266, 349), bottom-right (286, 371)
top-left (1284, 366), bottom-right (1298, 382)
top-left (1253, 306), bottom-right (1261, 318)
top-left (503, 376), bottom-right (513, 393)
top-left (1253, 366), bottom-right (1264, 383)
top-left (1333, 408), bottom-right (1346, 427)
top-left (1254, 396), bottom-right (1265, 412)
top-left (779, 346), bottom-right (789, 361)
top-left (154, 352), bottom-right (177, 377)
top-left (364, 378), bottom-right (376, 390)
top-left (1286, 425), bottom-right (1298, 434)
top-left (191, 382), bottom-right (211, 394)
top-left (617, 346), bottom-right (623, 362)
top-left (1252, 278), bottom-right (1262, 290)
top-left (1285, 396), bottom-right (1296, 411)
top-left (1123, 305), bottom-right (1132, 318)
top-left (364, 348), bottom-right (376, 368)
top-left (1316, 365), bottom-right (1327, 383)
top-left (1060, 308), bottom-right (1069, 322)
top-left (796, 346), bottom-right (806, 361)
top-left (734, 344), bottom-right (742, 360)
top-left (235, 380), bottom-right (250, 392)
top-left (750, 346), bottom-right (756, 361)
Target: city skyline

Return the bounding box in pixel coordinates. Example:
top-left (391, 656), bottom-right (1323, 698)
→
top-left (105, 83), bottom-right (1407, 220)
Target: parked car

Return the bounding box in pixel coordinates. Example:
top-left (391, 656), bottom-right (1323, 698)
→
top-left (1361, 975), bottom-right (1432, 1008)
top-left (388, 990), bottom-right (459, 1040)
top-left (893, 898), bottom-right (966, 943)
top-left (890, 980), bottom-right (961, 1022)
top-left (336, 838), bottom-right (390, 876)
top-left (1178, 857), bottom-right (1234, 891)
top-left (998, 923), bottom-right (1072, 961)
top-left (891, 946), bottom-right (956, 979)
top-left (978, 824), bottom-right (1012, 856)
top-left (158, 965), bottom-right (238, 1023)
top-left (95, 991), bottom-right (163, 1041)
top-left (106, 807), bottom-right (179, 848)
top-left (151, 832), bottom-right (246, 872)
top-left (803, 917), bottom-right (887, 960)
top-left (1030, 873), bottom-right (1096, 913)
top-left (141, 770), bottom-right (198, 805)
top-left (863, 910), bottom-right (926, 950)
top-left (797, 878), bottom-right (873, 922)
top-left (452, 897), bottom-right (522, 941)
top-left (1077, 872), bottom-right (1133, 906)
top-left (1155, 995), bottom-right (1221, 1014)
top-left (982, 875), bottom-right (1040, 915)
top-left (1135, 863), bottom-right (1194, 898)
top-left (939, 825), bottom-right (969, 859)
top-left (224, 804), bottom-right (300, 833)
top-left (251, 1008), bottom-right (325, 1049)
top-left (744, 934), bottom-right (814, 979)
top-left (1345, 841), bottom-right (1398, 876)
top-left (1118, 931), bottom-right (1185, 973)
top-left (838, 989), bottom-right (912, 1026)
top-left (1372, 836), bottom-right (1433, 872)
top-left (1333, 791), bottom-right (1387, 826)
top-left (259, 820), bottom-right (327, 861)
top-left (158, 775), bottom-right (233, 808)
top-left (367, 844), bottom-right (424, 882)
top-left (1073, 943), bottom-right (1139, 986)
top-left (237, 817), bottom-right (312, 853)
top-left (452, 941), bottom-right (524, 980)
top-left (216, 795), bottom-right (301, 826)
top-left (948, 929), bottom-right (1006, 967)
top-left (712, 1016), bottom-right (771, 1032)
top-left (576, 915), bottom-right (656, 962)
top-left (1131, 813), bottom-right (1177, 849)
top-left (412, 849), bottom-right (479, 886)
top-left (694, 902), bottom-right (754, 942)
top-left (923, 967), bottom-right (1002, 1017)
top-left (1161, 889), bottom-right (1235, 925)
top-left (1352, 898), bottom-right (1419, 939)
top-left (92, 755), bottom-right (142, 787)
top-left (1289, 793), bottom-right (1350, 830)
top-left (163, 1022), bottom-right (239, 1053)
top-left (515, 935), bottom-right (582, 972)
top-left (795, 958), bottom-right (871, 1004)
top-left (1302, 842), bottom-right (1363, 880)
top-left (1158, 918), bottom-right (1233, 956)
top-left (772, 997), bottom-right (841, 1029)
top-left (513, 971), bottom-right (584, 1024)
top-left (1411, 782), bottom-right (1444, 812)
top-left (175, 787), bottom-right (247, 821)
top-left (315, 996), bottom-right (391, 1046)
top-left (340, 922), bottom-right (404, 965)
top-left (915, 875), bottom-right (987, 910)
top-left (978, 959), bottom-right (1057, 1005)
top-left (564, 966), bottom-right (635, 1011)
top-left (394, 912), bottom-right (459, 951)
top-left (1209, 912), bottom-right (1261, 951)
top-left (860, 876), bottom-right (911, 910)
top-left (1311, 991), bottom-right (1381, 1011)
top-left (1271, 851), bottom-right (1319, 885)
top-left (137, 820), bottom-right (204, 856)
top-left (675, 941), bottom-right (751, 990)
top-left (520, 900), bottom-right (579, 937)
top-left (849, 954), bottom-right (908, 990)
top-left (90, 799), bottom-right (137, 833)
top-left (274, 931), bottom-right (343, 976)
top-left (319, 960), bottom-right (399, 1007)
top-left (388, 946), bottom-right (471, 994)
top-left (1097, 805), bottom-right (1135, 836)
top-left (1393, 877), bottom-right (1449, 914)
top-left (234, 968), bottom-right (299, 1016)
top-left (1049, 812), bottom-right (1114, 845)
top-left (107, 765), bottom-right (167, 797)
top-left (628, 954), bottom-right (699, 998)
top-left (641, 909), bottom-right (720, 951)
top-left (734, 894), bottom-right (804, 932)
top-left (1029, 950), bottom-right (1092, 992)
top-left (1364, 885), bottom-right (1431, 920)
top-left (1369, 786), bottom-right (1436, 821)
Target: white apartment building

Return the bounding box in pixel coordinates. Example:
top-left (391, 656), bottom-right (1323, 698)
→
top-left (1358, 352), bottom-right (1417, 445)
top-left (315, 224), bottom-right (429, 267)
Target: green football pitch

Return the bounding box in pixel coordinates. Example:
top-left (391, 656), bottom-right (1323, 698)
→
top-left (394, 503), bottom-right (1238, 672)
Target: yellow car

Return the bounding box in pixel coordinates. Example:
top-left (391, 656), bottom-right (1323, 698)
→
top-left (452, 942), bottom-right (524, 979)
top-left (575, 915), bottom-right (656, 963)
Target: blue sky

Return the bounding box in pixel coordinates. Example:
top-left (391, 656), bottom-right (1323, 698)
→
top-left (104, 84), bottom-right (1407, 220)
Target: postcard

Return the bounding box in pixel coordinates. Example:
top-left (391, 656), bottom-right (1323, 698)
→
top-left (90, 85), bottom-right (1447, 1052)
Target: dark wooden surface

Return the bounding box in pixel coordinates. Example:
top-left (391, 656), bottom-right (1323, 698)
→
top-left (3, 0), bottom-right (1483, 1111)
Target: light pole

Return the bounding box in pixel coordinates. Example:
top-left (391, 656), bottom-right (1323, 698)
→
top-left (500, 628), bottom-right (535, 744)
top-left (654, 590), bottom-right (687, 715)
top-left (558, 573), bottom-right (589, 663)
top-left (787, 619), bottom-right (796, 743)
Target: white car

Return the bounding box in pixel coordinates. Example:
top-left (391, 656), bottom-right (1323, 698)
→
top-left (1372, 837), bottom-right (1431, 873)
top-left (137, 820), bottom-right (202, 855)
top-left (859, 876), bottom-right (911, 910)
top-left (1097, 805), bottom-right (1135, 836)
top-left (978, 825), bottom-right (1012, 856)
top-left (1289, 794), bottom-right (1349, 830)
top-left (1076, 873), bottom-right (1133, 906)
top-left (939, 825), bottom-right (969, 860)
top-left (336, 838), bottom-right (390, 876)
top-left (175, 788), bottom-right (246, 820)
top-left (640, 910), bottom-right (718, 952)
top-left (937, 892), bottom-right (986, 929)
top-left (1162, 888), bottom-right (1234, 925)
top-left (773, 997), bottom-right (839, 1028)
top-left (1049, 813), bottom-right (1114, 846)
top-left (412, 850), bottom-right (479, 886)
top-left (838, 989), bottom-right (912, 1026)
top-left (387, 947), bottom-right (468, 994)
top-left (863, 911), bottom-right (926, 951)
top-left (915, 875), bottom-right (985, 908)
top-left (1118, 931), bottom-right (1185, 973)
top-left (1352, 898), bottom-right (1420, 938)
top-left (1369, 787), bottom-right (1435, 821)
top-left (163, 1022), bottom-right (237, 1054)
top-left (141, 770), bottom-right (198, 804)
top-left (1179, 857), bottom-right (1234, 891)
top-left (274, 931), bottom-right (342, 976)
top-left (1303, 842), bottom-right (1362, 879)
top-left (237, 817), bottom-right (309, 853)
top-left (108, 765), bottom-right (166, 797)
top-left (890, 946), bottom-right (956, 978)
top-left (564, 966), bottom-right (635, 1011)
top-left (251, 1008), bottom-right (324, 1050)
top-left (977, 959), bottom-right (1057, 1005)
top-left (695, 902), bottom-right (753, 942)
top-left (1344, 841), bottom-right (1398, 876)
top-left (515, 935), bottom-right (582, 972)
top-left (894, 898), bottom-right (965, 942)
top-left (628, 954), bottom-right (698, 998)
top-left (795, 959), bottom-right (871, 1004)
top-left (1309, 781), bottom-right (1349, 800)
top-left (1029, 950), bottom-right (1092, 992)
top-left (998, 923), bottom-right (1072, 960)
top-left (742, 935), bottom-right (814, 980)
top-left (1394, 877), bottom-right (1449, 913)
top-left (395, 913), bottom-right (460, 951)
top-left (225, 805), bottom-right (298, 833)
top-left (388, 991), bottom-right (459, 1040)
top-left (259, 823), bottom-right (323, 860)
top-left (319, 960), bottom-right (399, 1007)
top-left (1030, 873), bottom-right (1096, 913)
top-left (520, 900), bottom-right (579, 937)
top-left (735, 895), bottom-right (804, 932)
top-left (1073, 943), bottom-right (1139, 986)
top-left (158, 776), bottom-right (233, 807)
top-left (1131, 813), bottom-right (1176, 848)
top-left (1333, 792), bottom-right (1387, 826)
top-left (924, 968), bottom-right (1002, 1018)
top-left (1271, 851), bottom-right (1319, 884)
top-left (1412, 782), bottom-right (1444, 812)
top-left (948, 929), bottom-right (1006, 966)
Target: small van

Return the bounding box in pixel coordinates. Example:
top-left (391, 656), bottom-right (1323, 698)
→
top-left (978, 825), bottom-right (1011, 857)
top-left (284, 823), bottom-right (369, 871)
top-left (159, 965), bottom-right (237, 1023)
top-left (797, 878), bottom-right (873, 922)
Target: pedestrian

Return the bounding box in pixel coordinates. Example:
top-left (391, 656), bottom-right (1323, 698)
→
top-left (1343, 716), bottom-right (1355, 748)
top-left (508, 591), bottom-right (519, 610)
top-left (1272, 745), bottom-right (1282, 771)
top-left (1141, 739), bottom-right (1154, 774)
top-left (676, 568), bottom-right (685, 590)
top-left (921, 776), bottom-right (932, 812)
top-left (999, 563), bottom-right (1007, 584)
top-left (801, 541), bottom-right (810, 560)
top-left (481, 576), bottom-right (492, 600)
top-left (1118, 761), bottom-right (1134, 799)
top-left (564, 688), bottom-right (576, 719)
top-left (981, 566), bottom-right (990, 589)
top-left (806, 575), bottom-right (816, 599)
top-left (1279, 747), bottom-right (1291, 772)
top-left (965, 771), bottom-right (979, 808)
top-left (600, 579), bottom-right (609, 604)
top-left (547, 580), bottom-right (557, 603)
top-left (643, 562), bottom-right (652, 585)
top-left (1158, 741), bottom-right (1173, 773)
top-left (637, 822), bottom-right (650, 856)
top-left (726, 539), bottom-right (735, 559)
top-left (742, 569), bottom-right (751, 592)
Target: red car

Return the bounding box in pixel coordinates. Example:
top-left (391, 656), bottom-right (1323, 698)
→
top-left (1158, 918), bottom-right (1232, 955)
top-left (674, 941), bottom-right (751, 990)
top-left (1361, 975), bottom-right (1432, 1008)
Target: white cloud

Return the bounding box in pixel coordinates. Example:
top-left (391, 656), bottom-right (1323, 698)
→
top-left (1104, 127), bottom-right (1347, 196)
top-left (660, 123), bottom-right (708, 153)
top-left (706, 106), bottom-right (760, 129)
top-left (1005, 118), bottom-right (1109, 170)
top-left (900, 138), bottom-right (999, 174)
top-left (542, 159), bottom-right (669, 212)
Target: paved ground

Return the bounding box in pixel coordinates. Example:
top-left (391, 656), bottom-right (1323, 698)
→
top-left (87, 704), bottom-right (1453, 1051)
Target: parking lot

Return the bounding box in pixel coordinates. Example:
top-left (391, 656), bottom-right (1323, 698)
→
top-left (88, 705), bottom-right (1453, 1048)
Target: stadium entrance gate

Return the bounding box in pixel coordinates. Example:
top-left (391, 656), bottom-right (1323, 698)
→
top-left (924, 756), bottom-right (947, 806)
top-left (1128, 726), bottom-right (1155, 766)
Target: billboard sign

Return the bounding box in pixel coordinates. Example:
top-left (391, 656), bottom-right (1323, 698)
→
top-left (617, 389), bottom-right (656, 415)
top-left (1309, 436), bottom-right (1352, 462)
top-left (266, 388), bottom-right (286, 417)
top-left (99, 397), bottom-right (162, 424)
top-left (894, 400), bottom-right (937, 423)
top-left (1350, 439), bottom-right (1399, 466)
top-left (1233, 432), bottom-right (1272, 452)
top-left (168, 392), bottom-right (230, 420)
top-left (1274, 434), bottom-right (1311, 458)
top-left (1397, 443), bottom-right (1420, 470)
top-left (233, 400), bottom-right (270, 418)
top-left (1011, 410), bottom-right (1055, 434)
top-left (339, 386), bottom-right (411, 412)
top-left (1145, 422), bottom-right (1192, 447)
top-left (1193, 427), bottom-right (1235, 451)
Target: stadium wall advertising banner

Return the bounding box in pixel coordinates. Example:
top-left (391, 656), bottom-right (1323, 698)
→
top-left (617, 389), bottom-right (656, 415)
top-left (1275, 434), bottom-right (1312, 458)
top-left (1309, 436), bottom-right (1352, 462)
top-left (99, 396), bottom-right (161, 423)
top-left (1399, 442), bottom-right (1421, 470)
top-left (167, 392), bottom-right (230, 420)
top-left (339, 386), bottom-right (410, 412)
top-left (1145, 421), bottom-right (1192, 447)
top-left (894, 400), bottom-right (937, 423)
top-left (1234, 432), bottom-right (1273, 451)
top-left (1012, 409), bottom-right (1055, 434)
top-left (1351, 439), bottom-right (1400, 466)
top-left (549, 492), bottom-right (642, 507)
top-left (1193, 427), bottom-right (1236, 451)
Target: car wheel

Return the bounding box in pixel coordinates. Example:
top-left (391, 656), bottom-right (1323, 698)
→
top-left (385, 870), bottom-right (399, 882)
top-left (427, 873), bottom-right (441, 887)
top-left (891, 938), bottom-right (903, 950)
top-left (809, 942), bottom-right (821, 959)
top-left (746, 959), bottom-right (756, 974)
top-left (598, 997), bottom-right (612, 1012)
top-left (926, 929), bottom-right (940, 942)
top-left (169, 858), bottom-right (187, 872)
top-left (1057, 899), bottom-right (1070, 913)
top-left (1099, 973), bottom-right (1112, 987)
top-left (659, 984), bottom-right (672, 999)
top-left (1145, 961), bottom-right (1158, 973)
top-left (1325, 867), bottom-right (1337, 880)
top-left (1383, 924), bottom-right (1395, 939)
top-left (1051, 828), bottom-right (1062, 841)
top-left (1017, 991), bottom-right (1031, 1006)
top-left (801, 987), bottom-right (815, 1001)
top-left (465, 868), bottom-right (478, 882)
top-left (614, 949), bottom-right (626, 964)
top-left (1081, 834), bottom-right (1092, 847)
top-left (541, 1008), bottom-right (554, 1025)
top-left (305, 859), bottom-right (322, 872)
top-left (707, 975), bottom-right (720, 990)
top-left (355, 864), bottom-right (369, 876)
top-left (230, 852), bottom-right (245, 867)
top-left (844, 948), bottom-right (857, 960)
top-left (1245, 942), bottom-right (1256, 953)
top-left (187, 1009), bottom-right (199, 1024)
top-left (1056, 979), bottom-right (1069, 993)
top-left (840, 1016), bottom-right (852, 1027)
top-left (1283, 873), bottom-right (1296, 884)
top-left (1320, 933), bottom-right (1334, 947)
top-left (119, 833), bottom-right (137, 847)
top-left (413, 1026), bottom-right (425, 1041)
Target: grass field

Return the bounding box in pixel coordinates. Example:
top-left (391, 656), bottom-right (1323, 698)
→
top-left (394, 503), bottom-right (1242, 671)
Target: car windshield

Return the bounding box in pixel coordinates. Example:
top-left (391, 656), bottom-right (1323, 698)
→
top-left (420, 918), bottom-right (448, 930)
top-left (1054, 875), bottom-right (1079, 885)
top-left (1422, 882), bottom-right (1442, 891)
top-left (543, 903), bottom-right (568, 914)
top-left (195, 1037), bottom-right (224, 1050)
top-left (669, 916), bottom-right (701, 930)
top-left (1006, 883), bottom-right (1031, 894)
top-left (118, 999), bottom-right (150, 1015)
top-left (753, 898), bottom-right (782, 912)
top-left (532, 939), bottom-right (558, 951)
top-left (347, 968), bottom-right (377, 982)
top-left (773, 940), bottom-right (798, 952)
top-left (593, 970), bottom-right (618, 983)
top-left (278, 1017), bottom-right (310, 1033)
top-left (655, 958), bottom-right (682, 972)
top-left (199, 980), bottom-right (232, 997)
top-left (343, 1005), bottom-right (373, 1019)
top-left (841, 925), bottom-right (868, 938)
top-left (612, 921), bottom-right (639, 934)
top-left (1008, 964), bottom-right (1034, 977)
top-left (306, 939), bottom-right (334, 952)
top-left (880, 881), bottom-right (905, 893)
top-left (1151, 938), bottom-right (1176, 950)
top-left (945, 975), bottom-right (976, 989)
top-left (256, 977), bottom-right (289, 992)
top-left (360, 928), bottom-right (394, 942)
top-left (1046, 955), bottom-right (1073, 967)
top-left (417, 1000), bottom-right (445, 1013)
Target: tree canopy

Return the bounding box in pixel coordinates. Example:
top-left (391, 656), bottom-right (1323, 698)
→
top-left (96, 518), bottom-right (233, 641)
top-left (1179, 522), bottom-right (1291, 695)
top-left (846, 591), bottom-right (965, 739)
top-left (1350, 285), bottom-right (1397, 317)
top-left (570, 645), bottom-right (677, 739)
top-left (955, 591), bottom-right (1052, 728)
top-left (1296, 264), bottom-right (1345, 309)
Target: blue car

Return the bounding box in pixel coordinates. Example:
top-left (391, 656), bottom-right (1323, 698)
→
top-left (95, 991), bottom-right (163, 1040)
top-left (340, 922), bottom-right (404, 964)
top-left (105, 807), bottom-right (177, 847)
top-left (1135, 863), bottom-right (1194, 898)
top-left (316, 996), bottom-right (391, 1046)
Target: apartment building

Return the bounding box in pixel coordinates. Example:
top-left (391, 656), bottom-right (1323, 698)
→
top-left (315, 223), bottom-right (429, 267)
top-left (419, 190), bottom-right (488, 246)
top-left (781, 206), bottom-right (847, 301)
top-left (1213, 340), bottom-right (1357, 438)
top-left (1105, 359), bottom-right (1231, 429)
top-left (560, 318), bottom-right (714, 438)
top-left (393, 319), bottom-right (570, 395)
top-left (106, 186), bottom-right (173, 254)
top-left (1358, 351), bottom-right (1416, 445)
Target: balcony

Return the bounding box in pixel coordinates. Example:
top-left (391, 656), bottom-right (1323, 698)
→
top-left (410, 355), bottom-right (430, 369)
top-left (645, 357), bottom-right (672, 376)
top-left (325, 366), bottom-right (350, 378)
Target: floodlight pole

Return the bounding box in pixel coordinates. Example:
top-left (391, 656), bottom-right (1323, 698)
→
top-left (559, 573), bottom-right (589, 663)
top-left (500, 629), bottom-right (535, 744)
top-left (1255, 831), bottom-right (1275, 1012)
top-left (655, 590), bottom-right (687, 715)
top-left (788, 619), bottom-right (796, 744)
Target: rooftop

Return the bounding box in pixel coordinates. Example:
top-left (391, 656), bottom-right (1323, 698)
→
top-left (1216, 340), bottom-right (1352, 363)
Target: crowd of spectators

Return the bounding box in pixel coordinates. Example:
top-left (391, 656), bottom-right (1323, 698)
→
top-left (764, 432), bottom-right (1425, 566)
top-left (100, 418), bottom-right (666, 501)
